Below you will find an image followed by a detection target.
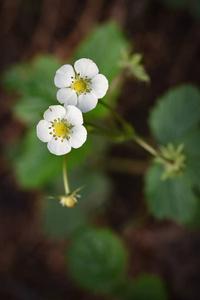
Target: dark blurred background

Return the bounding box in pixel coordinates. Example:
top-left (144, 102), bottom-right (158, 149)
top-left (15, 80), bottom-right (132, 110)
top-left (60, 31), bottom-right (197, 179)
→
top-left (1, 0), bottom-right (200, 299)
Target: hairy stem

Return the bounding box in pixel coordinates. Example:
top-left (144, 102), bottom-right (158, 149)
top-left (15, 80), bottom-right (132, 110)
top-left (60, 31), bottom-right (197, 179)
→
top-left (63, 155), bottom-right (70, 195)
top-left (133, 135), bottom-right (158, 157)
top-left (98, 101), bottom-right (159, 157)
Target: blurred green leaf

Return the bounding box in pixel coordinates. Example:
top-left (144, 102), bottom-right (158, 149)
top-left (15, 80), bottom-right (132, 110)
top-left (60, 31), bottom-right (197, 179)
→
top-left (146, 85), bottom-right (200, 224)
top-left (41, 168), bottom-right (110, 238)
top-left (67, 227), bottom-right (127, 293)
top-left (125, 274), bottom-right (168, 300)
top-left (149, 85), bottom-right (200, 189)
top-left (4, 55), bottom-right (60, 126)
top-left (41, 197), bottom-right (87, 238)
top-left (4, 55), bottom-right (60, 98)
top-left (9, 129), bottom-right (62, 188)
top-left (14, 96), bottom-right (53, 125)
top-left (145, 164), bottom-right (198, 224)
top-left (149, 85), bottom-right (200, 146)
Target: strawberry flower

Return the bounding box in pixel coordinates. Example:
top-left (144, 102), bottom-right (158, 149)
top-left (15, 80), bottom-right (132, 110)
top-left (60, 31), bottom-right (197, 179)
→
top-left (54, 58), bottom-right (109, 113)
top-left (36, 105), bottom-right (87, 155)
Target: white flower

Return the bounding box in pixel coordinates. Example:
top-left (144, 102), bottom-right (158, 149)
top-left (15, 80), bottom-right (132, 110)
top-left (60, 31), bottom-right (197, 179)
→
top-left (54, 58), bottom-right (109, 113)
top-left (36, 105), bottom-right (87, 156)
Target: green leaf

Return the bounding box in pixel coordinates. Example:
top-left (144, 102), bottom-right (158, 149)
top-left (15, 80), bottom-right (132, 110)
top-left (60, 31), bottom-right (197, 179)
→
top-left (3, 55), bottom-right (60, 126)
top-left (67, 227), bottom-right (128, 293)
top-left (14, 96), bottom-right (55, 125)
top-left (125, 274), bottom-right (168, 300)
top-left (146, 85), bottom-right (200, 224)
top-left (41, 168), bottom-right (110, 238)
top-left (149, 85), bottom-right (200, 146)
top-left (41, 197), bottom-right (87, 238)
top-left (178, 130), bottom-right (200, 191)
top-left (145, 163), bottom-right (198, 224)
top-left (9, 129), bottom-right (63, 188)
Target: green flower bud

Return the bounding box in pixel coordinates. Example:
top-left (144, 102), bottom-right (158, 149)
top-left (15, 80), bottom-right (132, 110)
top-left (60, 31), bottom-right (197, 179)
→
top-left (155, 143), bottom-right (186, 180)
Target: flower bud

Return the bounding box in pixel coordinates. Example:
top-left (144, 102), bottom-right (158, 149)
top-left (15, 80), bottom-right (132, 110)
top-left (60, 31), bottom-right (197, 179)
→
top-left (156, 143), bottom-right (186, 180)
top-left (60, 195), bottom-right (77, 208)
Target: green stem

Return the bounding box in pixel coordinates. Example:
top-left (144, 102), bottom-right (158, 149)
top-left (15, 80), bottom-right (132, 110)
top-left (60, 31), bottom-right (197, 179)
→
top-left (98, 101), bottom-right (159, 157)
top-left (63, 155), bottom-right (70, 195)
top-left (98, 99), bottom-right (125, 124)
top-left (85, 122), bottom-right (113, 135)
top-left (133, 135), bottom-right (158, 157)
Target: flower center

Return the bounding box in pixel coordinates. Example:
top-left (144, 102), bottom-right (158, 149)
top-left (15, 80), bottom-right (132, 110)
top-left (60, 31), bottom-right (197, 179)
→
top-left (71, 74), bottom-right (92, 95)
top-left (49, 119), bottom-right (73, 142)
top-left (73, 79), bottom-right (87, 93)
top-left (54, 122), bottom-right (68, 136)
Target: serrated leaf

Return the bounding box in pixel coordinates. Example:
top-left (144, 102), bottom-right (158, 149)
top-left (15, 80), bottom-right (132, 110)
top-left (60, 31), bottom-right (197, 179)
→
top-left (149, 85), bottom-right (200, 146)
top-left (145, 164), bottom-right (198, 224)
top-left (147, 85), bottom-right (200, 224)
top-left (125, 274), bottom-right (168, 300)
top-left (67, 227), bottom-right (127, 293)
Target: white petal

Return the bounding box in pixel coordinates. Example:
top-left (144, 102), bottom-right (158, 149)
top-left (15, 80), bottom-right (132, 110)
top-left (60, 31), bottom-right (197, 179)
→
top-left (47, 138), bottom-right (71, 156)
top-left (54, 64), bottom-right (75, 88)
top-left (77, 92), bottom-right (98, 113)
top-left (64, 105), bottom-right (83, 125)
top-left (90, 74), bottom-right (109, 98)
top-left (36, 120), bottom-right (52, 142)
top-left (69, 125), bottom-right (87, 149)
top-left (44, 105), bottom-right (66, 122)
top-left (74, 58), bottom-right (99, 79)
top-left (57, 88), bottom-right (77, 105)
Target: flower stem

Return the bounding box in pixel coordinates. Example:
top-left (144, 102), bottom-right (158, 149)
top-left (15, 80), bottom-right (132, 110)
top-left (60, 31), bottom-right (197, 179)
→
top-left (99, 100), bottom-right (158, 157)
top-left (63, 155), bottom-right (70, 195)
top-left (133, 135), bottom-right (158, 157)
top-left (98, 99), bottom-right (125, 124)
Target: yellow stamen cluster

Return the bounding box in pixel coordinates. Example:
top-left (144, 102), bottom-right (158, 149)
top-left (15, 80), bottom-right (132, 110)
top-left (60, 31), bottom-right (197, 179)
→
top-left (71, 73), bottom-right (92, 95)
top-left (49, 119), bottom-right (73, 142)
top-left (74, 80), bottom-right (87, 93)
